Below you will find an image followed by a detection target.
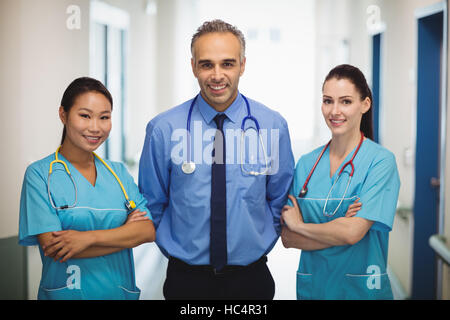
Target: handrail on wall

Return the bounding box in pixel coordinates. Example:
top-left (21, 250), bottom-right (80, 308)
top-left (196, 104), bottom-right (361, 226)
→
top-left (429, 234), bottom-right (450, 265)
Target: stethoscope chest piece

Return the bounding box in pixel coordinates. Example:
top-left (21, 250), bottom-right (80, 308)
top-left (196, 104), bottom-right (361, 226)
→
top-left (182, 161), bottom-right (196, 174)
top-left (299, 187), bottom-right (308, 198)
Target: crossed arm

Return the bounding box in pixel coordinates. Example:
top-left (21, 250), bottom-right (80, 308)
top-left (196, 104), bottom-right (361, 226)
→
top-left (38, 210), bottom-right (155, 262)
top-left (281, 195), bottom-right (373, 251)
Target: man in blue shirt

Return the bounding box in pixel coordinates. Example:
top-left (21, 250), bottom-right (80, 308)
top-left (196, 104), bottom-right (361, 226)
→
top-left (139, 19), bottom-right (294, 299)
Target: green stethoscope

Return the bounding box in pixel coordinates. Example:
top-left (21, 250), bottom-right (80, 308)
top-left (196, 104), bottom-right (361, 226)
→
top-left (47, 146), bottom-right (136, 212)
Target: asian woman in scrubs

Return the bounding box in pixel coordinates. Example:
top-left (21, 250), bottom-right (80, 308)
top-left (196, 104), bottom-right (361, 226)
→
top-left (281, 65), bottom-right (400, 300)
top-left (18, 77), bottom-right (156, 300)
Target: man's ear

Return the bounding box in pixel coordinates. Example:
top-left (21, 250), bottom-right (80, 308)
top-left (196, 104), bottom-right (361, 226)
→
top-left (239, 57), bottom-right (246, 77)
top-left (191, 58), bottom-right (197, 78)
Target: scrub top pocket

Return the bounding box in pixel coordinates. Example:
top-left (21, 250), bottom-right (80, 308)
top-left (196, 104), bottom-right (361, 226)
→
top-left (296, 272), bottom-right (313, 300)
top-left (322, 196), bottom-right (358, 219)
top-left (296, 196), bottom-right (358, 224)
top-left (39, 286), bottom-right (83, 300)
top-left (56, 207), bottom-right (128, 231)
top-left (343, 272), bottom-right (393, 300)
top-left (118, 286), bottom-right (141, 300)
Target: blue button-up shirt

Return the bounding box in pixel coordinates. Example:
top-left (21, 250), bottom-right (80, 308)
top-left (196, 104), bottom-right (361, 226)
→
top-left (139, 92), bottom-right (294, 265)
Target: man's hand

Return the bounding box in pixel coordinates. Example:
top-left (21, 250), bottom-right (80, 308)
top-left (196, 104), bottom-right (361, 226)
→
top-left (281, 195), bottom-right (304, 232)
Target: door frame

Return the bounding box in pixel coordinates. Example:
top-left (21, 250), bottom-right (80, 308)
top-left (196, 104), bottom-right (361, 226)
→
top-left (367, 7), bottom-right (386, 145)
top-left (370, 31), bottom-right (384, 144)
top-left (414, 0), bottom-right (448, 300)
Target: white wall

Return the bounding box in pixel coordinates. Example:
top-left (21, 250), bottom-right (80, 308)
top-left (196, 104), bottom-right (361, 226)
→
top-left (0, 0), bottom-right (91, 298)
top-left (0, 0), bottom-right (90, 237)
top-left (194, 0), bottom-right (317, 161)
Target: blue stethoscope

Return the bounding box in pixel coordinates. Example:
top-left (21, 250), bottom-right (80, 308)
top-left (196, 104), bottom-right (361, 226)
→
top-left (181, 94), bottom-right (270, 176)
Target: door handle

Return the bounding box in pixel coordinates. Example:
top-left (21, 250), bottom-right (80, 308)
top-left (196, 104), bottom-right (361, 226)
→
top-left (430, 177), bottom-right (440, 188)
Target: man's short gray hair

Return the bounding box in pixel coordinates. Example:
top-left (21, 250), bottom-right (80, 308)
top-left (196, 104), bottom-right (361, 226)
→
top-left (191, 19), bottom-right (246, 62)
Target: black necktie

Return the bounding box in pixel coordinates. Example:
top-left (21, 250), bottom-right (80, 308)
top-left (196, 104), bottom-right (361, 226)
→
top-left (210, 114), bottom-right (227, 271)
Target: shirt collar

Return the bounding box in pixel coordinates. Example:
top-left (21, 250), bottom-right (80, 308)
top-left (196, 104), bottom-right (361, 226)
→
top-left (197, 92), bottom-right (244, 125)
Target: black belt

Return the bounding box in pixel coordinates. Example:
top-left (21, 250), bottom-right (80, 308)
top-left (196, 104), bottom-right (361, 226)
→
top-left (168, 256), bottom-right (267, 275)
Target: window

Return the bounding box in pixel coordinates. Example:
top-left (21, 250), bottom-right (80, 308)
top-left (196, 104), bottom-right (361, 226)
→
top-left (90, 1), bottom-right (129, 162)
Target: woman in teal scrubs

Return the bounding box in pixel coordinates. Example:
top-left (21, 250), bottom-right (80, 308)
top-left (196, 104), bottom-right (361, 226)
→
top-left (18, 77), bottom-right (156, 300)
top-left (281, 65), bottom-right (400, 300)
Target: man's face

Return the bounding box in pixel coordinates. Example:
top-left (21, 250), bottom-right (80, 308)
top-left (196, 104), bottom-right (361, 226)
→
top-left (191, 32), bottom-right (246, 112)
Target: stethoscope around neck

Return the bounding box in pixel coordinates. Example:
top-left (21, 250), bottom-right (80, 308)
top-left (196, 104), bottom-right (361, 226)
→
top-left (298, 131), bottom-right (364, 217)
top-left (181, 93), bottom-right (270, 176)
top-left (47, 146), bottom-right (136, 212)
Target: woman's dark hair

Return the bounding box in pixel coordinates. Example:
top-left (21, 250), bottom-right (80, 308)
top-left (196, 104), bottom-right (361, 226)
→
top-left (60, 77), bottom-right (113, 145)
top-left (323, 64), bottom-right (374, 140)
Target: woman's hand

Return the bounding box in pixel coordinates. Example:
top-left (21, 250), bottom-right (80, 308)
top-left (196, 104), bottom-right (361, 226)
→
top-left (125, 209), bottom-right (150, 224)
top-left (43, 230), bottom-right (95, 263)
top-left (281, 195), bottom-right (304, 232)
top-left (345, 198), bottom-right (362, 217)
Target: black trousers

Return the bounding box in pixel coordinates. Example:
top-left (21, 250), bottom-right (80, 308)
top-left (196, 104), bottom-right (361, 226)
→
top-left (163, 256), bottom-right (275, 300)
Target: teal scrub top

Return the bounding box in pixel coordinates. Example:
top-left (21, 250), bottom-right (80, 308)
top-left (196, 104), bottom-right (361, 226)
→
top-left (18, 153), bottom-right (152, 300)
top-left (290, 139), bottom-right (400, 300)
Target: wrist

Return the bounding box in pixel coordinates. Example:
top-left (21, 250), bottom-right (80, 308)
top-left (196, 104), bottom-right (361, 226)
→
top-left (292, 220), bottom-right (306, 235)
top-left (86, 230), bottom-right (98, 247)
